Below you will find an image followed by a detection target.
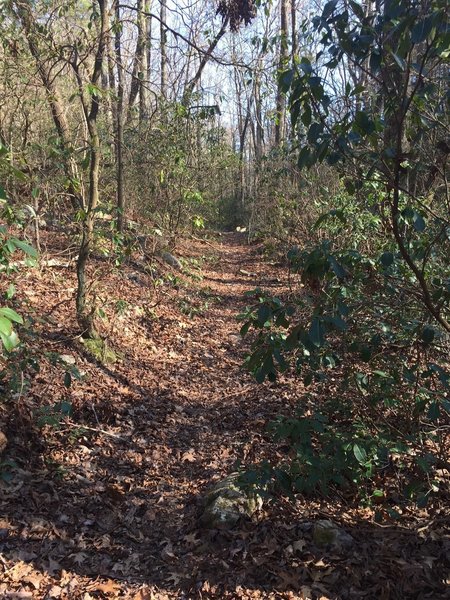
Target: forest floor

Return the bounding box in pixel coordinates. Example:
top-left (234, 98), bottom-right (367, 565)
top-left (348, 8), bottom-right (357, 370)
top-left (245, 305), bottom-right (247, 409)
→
top-left (0, 231), bottom-right (448, 599)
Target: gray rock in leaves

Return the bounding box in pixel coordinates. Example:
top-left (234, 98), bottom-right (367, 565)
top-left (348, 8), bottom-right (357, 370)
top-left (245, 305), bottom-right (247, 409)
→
top-left (199, 473), bottom-right (263, 530)
top-left (60, 354), bottom-right (76, 365)
top-left (160, 251), bottom-right (182, 271)
top-left (313, 519), bottom-right (354, 550)
top-left (127, 272), bottom-right (140, 283)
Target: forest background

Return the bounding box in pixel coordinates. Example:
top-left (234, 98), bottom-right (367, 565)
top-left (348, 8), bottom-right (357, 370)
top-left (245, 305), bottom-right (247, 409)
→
top-left (0, 0), bottom-right (449, 596)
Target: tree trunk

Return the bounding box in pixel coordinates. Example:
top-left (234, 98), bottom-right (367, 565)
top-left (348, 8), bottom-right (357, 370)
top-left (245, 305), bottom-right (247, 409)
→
top-left (275, 0), bottom-right (288, 146)
top-left (146, 7), bottom-right (152, 86)
top-left (160, 0), bottom-right (167, 98)
top-left (128, 0), bottom-right (147, 121)
top-left (139, 0), bottom-right (149, 122)
top-left (73, 0), bottom-right (108, 337)
top-left (12, 0), bottom-right (84, 211)
top-left (291, 0), bottom-right (296, 59)
top-left (113, 0), bottom-right (125, 232)
top-left (233, 66), bottom-right (250, 214)
top-left (182, 16), bottom-right (229, 105)
top-left (254, 67), bottom-right (264, 160)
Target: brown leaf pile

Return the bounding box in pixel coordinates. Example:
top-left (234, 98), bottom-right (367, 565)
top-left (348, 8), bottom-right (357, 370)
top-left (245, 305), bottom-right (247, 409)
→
top-left (0, 232), bottom-right (448, 599)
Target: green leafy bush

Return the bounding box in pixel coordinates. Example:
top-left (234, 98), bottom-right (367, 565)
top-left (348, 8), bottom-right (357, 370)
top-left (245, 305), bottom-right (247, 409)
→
top-left (240, 0), bottom-right (449, 511)
top-left (0, 180), bottom-right (37, 354)
top-left (240, 205), bottom-right (449, 507)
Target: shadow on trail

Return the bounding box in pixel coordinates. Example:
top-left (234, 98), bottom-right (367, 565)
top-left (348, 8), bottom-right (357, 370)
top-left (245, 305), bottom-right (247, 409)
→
top-left (2, 347), bottom-right (448, 598)
top-left (1, 440), bottom-right (448, 599)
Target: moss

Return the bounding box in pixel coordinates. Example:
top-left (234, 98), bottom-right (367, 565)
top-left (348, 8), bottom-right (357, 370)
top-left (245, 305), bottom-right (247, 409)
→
top-left (313, 522), bottom-right (337, 546)
top-left (83, 338), bottom-right (117, 364)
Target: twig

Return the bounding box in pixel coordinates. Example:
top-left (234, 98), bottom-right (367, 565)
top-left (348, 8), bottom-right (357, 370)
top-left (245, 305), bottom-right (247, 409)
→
top-left (91, 404), bottom-right (101, 427)
top-left (189, 235), bottom-right (221, 249)
top-left (63, 420), bottom-right (128, 441)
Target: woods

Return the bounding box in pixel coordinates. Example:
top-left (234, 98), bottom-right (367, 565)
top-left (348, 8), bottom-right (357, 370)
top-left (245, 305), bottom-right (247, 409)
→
top-left (0, 0), bottom-right (449, 598)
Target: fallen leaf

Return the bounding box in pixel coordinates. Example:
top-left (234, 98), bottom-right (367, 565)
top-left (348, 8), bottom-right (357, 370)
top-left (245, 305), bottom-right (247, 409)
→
top-left (88, 579), bottom-right (122, 595)
top-left (161, 541), bottom-right (176, 562)
top-left (46, 558), bottom-right (62, 576)
top-left (46, 585), bottom-right (62, 598)
top-left (166, 571), bottom-right (182, 585)
top-left (143, 508), bottom-right (156, 522)
top-left (22, 573), bottom-right (43, 590)
top-left (133, 586), bottom-right (155, 600)
top-left (181, 449), bottom-right (196, 462)
top-left (276, 570), bottom-right (302, 590)
top-left (293, 539), bottom-right (307, 552)
top-left (183, 532), bottom-right (201, 545)
top-left (300, 586), bottom-right (314, 599)
top-left (70, 552), bottom-right (88, 565)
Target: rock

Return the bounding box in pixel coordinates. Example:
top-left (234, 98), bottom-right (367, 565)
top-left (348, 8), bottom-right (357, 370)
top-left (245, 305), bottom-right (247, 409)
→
top-left (228, 334), bottom-right (241, 344)
top-left (298, 521), bottom-right (313, 533)
top-left (239, 269), bottom-right (256, 277)
top-left (0, 431), bottom-right (7, 455)
top-left (199, 473), bottom-right (263, 530)
top-left (160, 251), bottom-right (182, 271)
top-left (313, 519), bottom-right (354, 550)
top-left (60, 354), bottom-right (76, 365)
top-left (127, 272), bottom-right (140, 284)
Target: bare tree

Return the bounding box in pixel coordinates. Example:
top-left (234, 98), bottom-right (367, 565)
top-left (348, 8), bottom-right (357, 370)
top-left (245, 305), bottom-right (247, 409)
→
top-left (160, 0), bottom-right (167, 97)
top-left (128, 0), bottom-right (149, 120)
top-left (13, 0), bottom-right (108, 337)
top-left (112, 0), bottom-right (126, 232)
top-left (11, 0), bottom-right (84, 211)
top-left (275, 0), bottom-right (289, 146)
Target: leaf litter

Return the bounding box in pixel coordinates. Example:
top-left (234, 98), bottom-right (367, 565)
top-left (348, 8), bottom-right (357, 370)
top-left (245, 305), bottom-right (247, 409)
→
top-left (0, 232), bottom-right (448, 599)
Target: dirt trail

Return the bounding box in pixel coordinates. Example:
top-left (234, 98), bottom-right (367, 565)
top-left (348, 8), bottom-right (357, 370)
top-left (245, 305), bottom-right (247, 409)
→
top-left (1, 232), bottom-right (298, 597)
top-left (1, 232), bottom-right (448, 599)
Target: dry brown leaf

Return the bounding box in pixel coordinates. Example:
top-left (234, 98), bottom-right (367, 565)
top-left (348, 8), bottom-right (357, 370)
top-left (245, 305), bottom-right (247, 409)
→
top-left (70, 552), bottom-right (88, 565)
top-left (293, 539), bottom-right (307, 552)
top-left (312, 567), bottom-right (335, 582)
top-left (300, 586), bottom-right (313, 600)
top-left (132, 586), bottom-right (156, 600)
top-left (252, 554), bottom-right (268, 566)
top-left (181, 448), bottom-right (196, 462)
top-left (183, 532), bottom-right (200, 545)
top-left (105, 483), bottom-right (125, 503)
top-left (277, 570), bottom-right (302, 590)
top-left (143, 508), bottom-right (157, 522)
top-left (161, 541), bottom-right (176, 562)
top-left (22, 572), bottom-right (44, 590)
top-left (46, 585), bottom-right (62, 598)
top-left (46, 558), bottom-right (62, 576)
top-left (314, 559), bottom-right (327, 568)
top-left (88, 579), bottom-right (122, 595)
top-left (0, 430), bottom-right (7, 454)
top-left (166, 571), bottom-right (182, 585)
top-left (8, 562), bottom-right (33, 582)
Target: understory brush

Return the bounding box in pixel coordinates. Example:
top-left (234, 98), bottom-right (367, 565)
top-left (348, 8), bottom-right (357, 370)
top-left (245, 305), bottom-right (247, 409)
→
top-left (239, 0), bottom-right (449, 517)
top-left (239, 186), bottom-right (449, 515)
